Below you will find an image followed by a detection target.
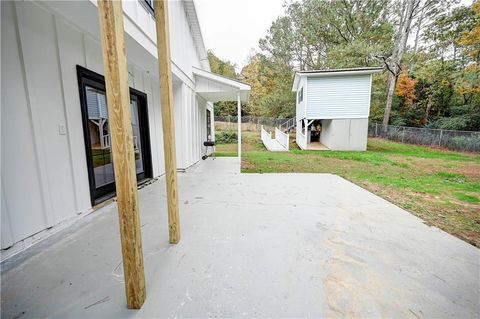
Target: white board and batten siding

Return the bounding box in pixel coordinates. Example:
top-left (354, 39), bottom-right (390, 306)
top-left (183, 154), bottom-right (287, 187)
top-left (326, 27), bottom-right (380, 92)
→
top-left (1, 0), bottom-right (213, 252)
top-left (306, 74), bottom-right (372, 119)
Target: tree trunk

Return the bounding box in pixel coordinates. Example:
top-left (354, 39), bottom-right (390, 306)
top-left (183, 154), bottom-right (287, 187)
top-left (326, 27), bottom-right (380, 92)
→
top-left (383, 72), bottom-right (397, 128)
top-left (383, 0), bottom-right (416, 126)
top-left (413, 4), bottom-right (425, 55)
top-left (423, 94), bottom-right (432, 125)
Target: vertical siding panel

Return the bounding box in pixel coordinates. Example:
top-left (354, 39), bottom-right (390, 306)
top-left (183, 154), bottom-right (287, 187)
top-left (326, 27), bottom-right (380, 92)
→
top-left (16, 2), bottom-right (77, 224)
top-left (1, 1), bottom-right (48, 245)
top-left (14, 2), bottom-right (56, 229)
top-left (84, 35), bottom-right (103, 75)
top-left (173, 83), bottom-right (184, 169)
top-left (193, 93), bottom-right (197, 162)
top-left (1, 186), bottom-right (14, 248)
top-left (187, 88), bottom-right (193, 166)
top-left (53, 15), bottom-right (79, 213)
top-left (55, 17), bottom-right (92, 213)
top-left (153, 76), bottom-right (165, 175)
top-left (306, 75), bottom-right (371, 119)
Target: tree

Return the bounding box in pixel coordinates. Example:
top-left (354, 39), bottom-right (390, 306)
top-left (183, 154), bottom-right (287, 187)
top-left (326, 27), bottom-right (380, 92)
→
top-left (395, 71), bottom-right (417, 107)
top-left (207, 50), bottom-right (239, 116)
top-left (241, 54), bottom-right (295, 118)
top-left (260, 0), bottom-right (392, 70)
top-left (210, 0), bottom-right (478, 130)
top-left (240, 54), bottom-right (277, 116)
top-left (207, 50), bottom-right (237, 78)
top-left (382, 0), bottom-right (417, 127)
top-left (256, 0), bottom-right (393, 119)
top-left (455, 0), bottom-right (480, 106)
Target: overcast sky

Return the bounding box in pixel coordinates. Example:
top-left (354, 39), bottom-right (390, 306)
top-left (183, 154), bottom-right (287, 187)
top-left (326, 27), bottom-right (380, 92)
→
top-left (195, 0), bottom-right (285, 71)
top-left (195, 0), bottom-right (473, 72)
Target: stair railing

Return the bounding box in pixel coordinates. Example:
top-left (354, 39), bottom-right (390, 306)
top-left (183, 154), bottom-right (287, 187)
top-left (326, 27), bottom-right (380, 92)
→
top-left (279, 116), bottom-right (296, 133)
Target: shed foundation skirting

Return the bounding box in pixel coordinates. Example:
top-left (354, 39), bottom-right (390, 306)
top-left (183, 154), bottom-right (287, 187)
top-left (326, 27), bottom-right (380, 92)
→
top-left (320, 118), bottom-right (369, 151)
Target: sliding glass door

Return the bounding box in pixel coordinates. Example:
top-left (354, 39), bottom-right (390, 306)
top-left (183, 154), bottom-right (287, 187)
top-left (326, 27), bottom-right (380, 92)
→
top-left (77, 66), bottom-right (152, 204)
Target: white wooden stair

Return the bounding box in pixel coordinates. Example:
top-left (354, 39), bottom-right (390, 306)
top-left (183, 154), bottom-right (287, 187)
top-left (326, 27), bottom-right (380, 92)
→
top-left (261, 126), bottom-right (289, 152)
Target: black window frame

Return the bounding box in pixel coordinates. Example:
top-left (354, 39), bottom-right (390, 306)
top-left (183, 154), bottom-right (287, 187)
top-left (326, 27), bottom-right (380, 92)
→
top-left (140, 0), bottom-right (155, 15)
top-left (76, 65), bottom-right (153, 205)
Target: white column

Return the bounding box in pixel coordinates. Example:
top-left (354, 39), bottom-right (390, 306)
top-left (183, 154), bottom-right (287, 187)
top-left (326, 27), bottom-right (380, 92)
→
top-left (304, 119), bottom-right (308, 150)
top-left (237, 91), bottom-right (241, 159)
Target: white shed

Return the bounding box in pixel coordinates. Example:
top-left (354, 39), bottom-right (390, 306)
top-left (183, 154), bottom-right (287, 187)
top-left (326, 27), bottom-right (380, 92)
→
top-left (292, 67), bottom-right (382, 151)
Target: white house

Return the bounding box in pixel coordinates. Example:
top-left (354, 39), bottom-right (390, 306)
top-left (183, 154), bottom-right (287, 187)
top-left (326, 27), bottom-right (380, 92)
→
top-left (1, 0), bottom-right (250, 255)
top-left (292, 67), bottom-right (382, 151)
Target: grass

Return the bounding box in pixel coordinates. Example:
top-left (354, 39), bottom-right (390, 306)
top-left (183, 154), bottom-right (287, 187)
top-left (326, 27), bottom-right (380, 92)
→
top-left (91, 148), bottom-right (141, 168)
top-left (215, 131), bottom-right (480, 247)
top-left (92, 149), bottom-right (112, 168)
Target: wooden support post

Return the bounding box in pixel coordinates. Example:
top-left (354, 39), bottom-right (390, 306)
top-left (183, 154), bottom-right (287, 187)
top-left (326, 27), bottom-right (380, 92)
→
top-left (237, 92), bottom-right (241, 159)
top-left (154, 0), bottom-right (180, 244)
top-left (97, 0), bottom-right (146, 309)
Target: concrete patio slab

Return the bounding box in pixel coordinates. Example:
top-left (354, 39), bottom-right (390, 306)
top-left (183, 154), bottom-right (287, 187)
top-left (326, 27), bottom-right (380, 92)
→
top-left (1, 158), bottom-right (479, 318)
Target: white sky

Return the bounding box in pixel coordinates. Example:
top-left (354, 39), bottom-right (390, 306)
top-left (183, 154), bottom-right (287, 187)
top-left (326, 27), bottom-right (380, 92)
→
top-left (195, 0), bottom-right (474, 72)
top-left (195, 0), bottom-right (286, 71)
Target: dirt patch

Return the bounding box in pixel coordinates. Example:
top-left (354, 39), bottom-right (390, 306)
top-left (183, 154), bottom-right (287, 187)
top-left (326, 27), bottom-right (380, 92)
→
top-left (357, 180), bottom-right (480, 247)
top-left (454, 164), bottom-right (480, 179)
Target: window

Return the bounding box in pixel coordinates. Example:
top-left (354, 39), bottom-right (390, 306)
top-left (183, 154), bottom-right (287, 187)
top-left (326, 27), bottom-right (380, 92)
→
top-left (141, 0), bottom-right (154, 15)
top-left (298, 87), bottom-right (303, 103)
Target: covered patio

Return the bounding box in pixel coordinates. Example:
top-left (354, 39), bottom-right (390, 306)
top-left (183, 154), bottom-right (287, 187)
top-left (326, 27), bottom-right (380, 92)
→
top-left (193, 67), bottom-right (251, 159)
top-left (2, 158), bottom-right (478, 318)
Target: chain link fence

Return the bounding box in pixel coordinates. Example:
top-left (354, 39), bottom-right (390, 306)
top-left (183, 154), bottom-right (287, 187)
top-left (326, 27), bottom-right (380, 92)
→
top-left (369, 123), bottom-right (480, 152)
top-left (215, 117), bottom-right (480, 152)
top-left (215, 116), bottom-right (289, 132)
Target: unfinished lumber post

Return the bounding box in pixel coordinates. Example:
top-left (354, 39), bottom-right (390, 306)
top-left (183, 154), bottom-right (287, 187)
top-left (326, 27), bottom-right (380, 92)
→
top-left (97, 0), bottom-right (146, 309)
top-left (154, 0), bottom-right (181, 244)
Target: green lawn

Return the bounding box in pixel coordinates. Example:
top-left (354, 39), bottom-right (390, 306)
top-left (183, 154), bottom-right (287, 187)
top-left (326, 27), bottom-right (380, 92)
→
top-left (92, 149), bottom-right (112, 168)
top-left (216, 131), bottom-right (480, 247)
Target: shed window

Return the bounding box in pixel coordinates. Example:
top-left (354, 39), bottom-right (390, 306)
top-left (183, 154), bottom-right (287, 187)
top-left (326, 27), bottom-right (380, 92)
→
top-left (298, 87), bottom-right (304, 103)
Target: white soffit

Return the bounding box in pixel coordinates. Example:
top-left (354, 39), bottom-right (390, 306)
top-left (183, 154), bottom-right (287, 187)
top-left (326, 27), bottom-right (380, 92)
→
top-left (193, 67), bottom-right (251, 102)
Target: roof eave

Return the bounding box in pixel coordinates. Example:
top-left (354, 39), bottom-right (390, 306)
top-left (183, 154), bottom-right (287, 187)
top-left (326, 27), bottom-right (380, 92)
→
top-left (184, 0), bottom-right (210, 71)
top-left (298, 68), bottom-right (383, 78)
top-left (192, 67), bottom-right (251, 91)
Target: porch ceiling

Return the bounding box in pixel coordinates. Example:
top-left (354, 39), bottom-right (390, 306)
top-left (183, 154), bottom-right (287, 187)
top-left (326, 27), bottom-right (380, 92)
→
top-left (193, 67), bottom-right (250, 102)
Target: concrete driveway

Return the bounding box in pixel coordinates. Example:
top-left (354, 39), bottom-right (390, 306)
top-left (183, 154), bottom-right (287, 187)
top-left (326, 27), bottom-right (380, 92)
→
top-left (1, 158), bottom-right (479, 318)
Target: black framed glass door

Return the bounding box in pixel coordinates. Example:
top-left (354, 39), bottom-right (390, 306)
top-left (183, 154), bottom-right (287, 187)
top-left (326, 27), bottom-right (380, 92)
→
top-left (206, 109), bottom-right (212, 140)
top-left (77, 66), bottom-right (152, 205)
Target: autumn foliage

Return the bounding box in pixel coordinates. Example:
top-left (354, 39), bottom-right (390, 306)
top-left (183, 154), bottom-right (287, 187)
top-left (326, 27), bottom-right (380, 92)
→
top-left (395, 71), bottom-right (417, 107)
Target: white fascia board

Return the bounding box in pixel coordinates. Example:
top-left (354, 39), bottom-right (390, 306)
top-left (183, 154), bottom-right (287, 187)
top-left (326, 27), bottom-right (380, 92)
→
top-left (306, 115), bottom-right (370, 120)
top-left (184, 0), bottom-right (210, 71)
top-left (299, 69), bottom-right (383, 78)
top-left (192, 67), bottom-right (251, 91)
